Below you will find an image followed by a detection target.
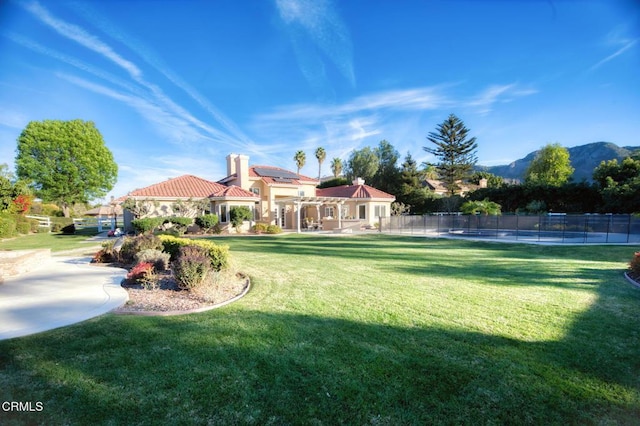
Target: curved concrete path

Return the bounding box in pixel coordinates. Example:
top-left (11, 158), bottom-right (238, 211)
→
top-left (0, 256), bottom-right (128, 340)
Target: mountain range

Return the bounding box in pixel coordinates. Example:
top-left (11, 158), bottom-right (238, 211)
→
top-left (482, 142), bottom-right (640, 182)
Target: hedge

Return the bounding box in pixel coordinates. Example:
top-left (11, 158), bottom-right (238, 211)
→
top-left (158, 235), bottom-right (229, 271)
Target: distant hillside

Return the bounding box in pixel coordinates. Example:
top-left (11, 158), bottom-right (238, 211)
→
top-left (483, 142), bottom-right (640, 182)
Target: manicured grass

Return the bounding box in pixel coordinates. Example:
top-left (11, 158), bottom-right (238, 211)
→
top-left (0, 227), bottom-right (101, 252)
top-left (1, 234), bottom-right (638, 424)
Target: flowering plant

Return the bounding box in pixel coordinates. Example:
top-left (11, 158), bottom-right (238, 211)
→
top-left (126, 262), bottom-right (154, 282)
top-left (12, 194), bottom-right (33, 215)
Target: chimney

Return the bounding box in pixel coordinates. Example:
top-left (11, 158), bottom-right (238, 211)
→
top-left (353, 177), bottom-right (365, 186)
top-left (479, 178), bottom-right (488, 188)
top-left (235, 154), bottom-right (250, 190)
top-left (226, 154), bottom-right (237, 176)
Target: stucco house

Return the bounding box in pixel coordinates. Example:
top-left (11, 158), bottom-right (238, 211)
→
top-left (121, 154), bottom-right (395, 232)
top-left (121, 174), bottom-right (259, 232)
top-left (218, 154), bottom-right (395, 231)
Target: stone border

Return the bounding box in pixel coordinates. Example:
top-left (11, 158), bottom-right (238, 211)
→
top-left (113, 276), bottom-right (251, 316)
top-left (624, 272), bottom-right (640, 290)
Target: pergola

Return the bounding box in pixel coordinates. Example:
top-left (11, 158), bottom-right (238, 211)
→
top-left (277, 196), bottom-right (349, 233)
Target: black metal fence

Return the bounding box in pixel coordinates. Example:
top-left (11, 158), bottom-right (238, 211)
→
top-left (379, 214), bottom-right (640, 244)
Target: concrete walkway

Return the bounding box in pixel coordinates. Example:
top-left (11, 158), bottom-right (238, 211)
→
top-left (0, 255), bottom-right (128, 340)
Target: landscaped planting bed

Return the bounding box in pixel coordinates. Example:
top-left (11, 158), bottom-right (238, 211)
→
top-left (1, 234), bottom-right (638, 424)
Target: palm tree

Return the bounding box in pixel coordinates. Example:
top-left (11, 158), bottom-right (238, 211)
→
top-left (315, 147), bottom-right (326, 180)
top-left (294, 150), bottom-right (306, 175)
top-left (330, 157), bottom-right (343, 178)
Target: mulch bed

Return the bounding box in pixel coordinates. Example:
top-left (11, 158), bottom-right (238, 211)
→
top-left (93, 262), bottom-right (248, 314)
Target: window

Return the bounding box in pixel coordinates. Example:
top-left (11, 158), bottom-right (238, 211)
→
top-left (324, 207), bottom-right (334, 218)
top-left (298, 190), bottom-right (305, 196)
top-left (250, 187), bottom-right (260, 196)
top-left (358, 205), bottom-right (366, 220)
top-left (220, 205), bottom-right (228, 223)
top-left (374, 205), bottom-right (387, 218)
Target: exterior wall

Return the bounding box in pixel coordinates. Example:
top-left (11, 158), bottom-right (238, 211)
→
top-left (123, 199), bottom-right (182, 231)
top-left (254, 181), bottom-right (320, 226)
top-left (212, 199), bottom-right (259, 233)
top-left (338, 200), bottom-right (392, 227)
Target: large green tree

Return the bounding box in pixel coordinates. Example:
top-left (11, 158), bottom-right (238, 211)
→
top-left (15, 119), bottom-right (118, 217)
top-left (397, 153), bottom-right (430, 213)
top-left (315, 147), bottom-right (326, 180)
top-left (524, 143), bottom-right (574, 187)
top-left (424, 114), bottom-right (478, 196)
top-left (371, 140), bottom-right (401, 195)
top-left (345, 147), bottom-right (378, 183)
top-left (593, 157), bottom-right (640, 213)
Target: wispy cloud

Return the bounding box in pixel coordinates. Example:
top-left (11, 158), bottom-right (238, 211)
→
top-left (590, 39), bottom-right (638, 71)
top-left (68, 2), bottom-right (254, 146)
top-left (590, 26), bottom-right (638, 71)
top-left (21, 0), bottom-right (142, 79)
top-left (15, 1), bottom-right (251, 149)
top-left (251, 82), bottom-right (537, 163)
top-left (275, 0), bottom-right (355, 94)
top-left (465, 84), bottom-right (538, 115)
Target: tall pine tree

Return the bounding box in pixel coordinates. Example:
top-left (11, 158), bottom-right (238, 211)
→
top-left (423, 114), bottom-right (478, 196)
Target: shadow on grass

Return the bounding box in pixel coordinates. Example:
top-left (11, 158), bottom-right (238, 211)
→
top-left (1, 305), bottom-right (639, 424)
top-left (219, 233), bottom-right (633, 264)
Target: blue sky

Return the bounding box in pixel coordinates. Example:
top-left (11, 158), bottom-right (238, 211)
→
top-left (0, 0), bottom-right (638, 202)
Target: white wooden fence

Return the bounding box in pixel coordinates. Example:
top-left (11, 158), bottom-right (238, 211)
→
top-left (73, 217), bottom-right (116, 232)
top-left (25, 215), bottom-right (51, 230)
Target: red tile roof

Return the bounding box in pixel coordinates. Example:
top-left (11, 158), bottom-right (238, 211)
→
top-left (316, 184), bottom-right (395, 199)
top-left (126, 175), bottom-right (257, 199)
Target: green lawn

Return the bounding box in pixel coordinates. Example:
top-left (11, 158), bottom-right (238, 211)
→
top-left (0, 227), bottom-right (102, 253)
top-left (1, 234), bottom-right (639, 424)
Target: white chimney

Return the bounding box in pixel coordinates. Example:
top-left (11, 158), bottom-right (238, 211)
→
top-left (353, 177), bottom-right (365, 186)
top-left (226, 154), bottom-right (238, 176)
top-left (235, 154), bottom-right (250, 190)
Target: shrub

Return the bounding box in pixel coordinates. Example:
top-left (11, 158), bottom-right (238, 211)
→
top-left (266, 224), bottom-right (282, 234)
top-left (135, 248), bottom-right (170, 271)
top-left (186, 224), bottom-right (202, 234)
top-left (252, 223), bottom-right (269, 234)
top-left (15, 221), bottom-right (31, 235)
top-left (629, 252), bottom-right (640, 277)
top-left (162, 216), bottom-right (193, 236)
top-left (127, 262), bottom-right (154, 283)
top-left (230, 206), bottom-right (252, 231)
top-left (166, 216), bottom-right (193, 227)
top-left (155, 228), bottom-right (181, 237)
top-left (119, 234), bottom-right (164, 264)
top-left (50, 217), bottom-right (73, 233)
top-left (99, 239), bottom-right (117, 261)
top-left (195, 214), bottom-right (219, 233)
top-left (93, 249), bottom-right (113, 263)
top-left (131, 217), bottom-right (164, 234)
top-left (158, 235), bottom-right (229, 271)
top-left (60, 224), bottom-right (76, 235)
top-left (172, 245), bottom-right (211, 290)
top-left (0, 216), bottom-right (17, 238)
